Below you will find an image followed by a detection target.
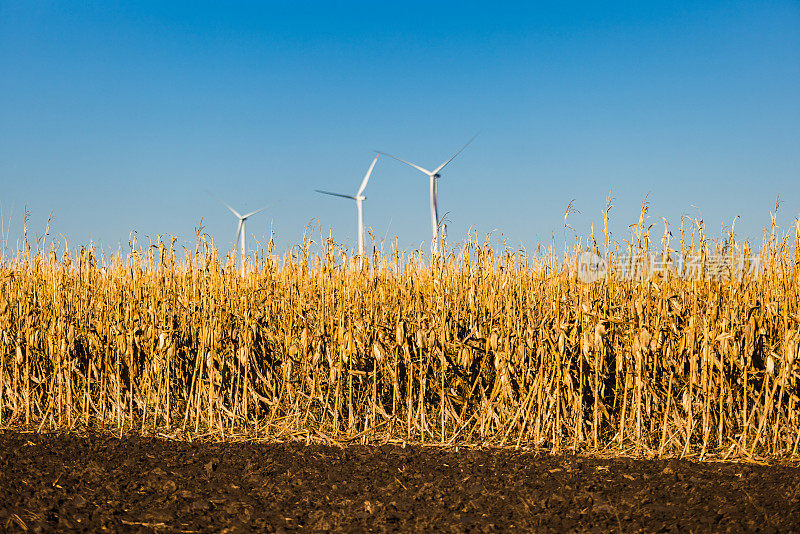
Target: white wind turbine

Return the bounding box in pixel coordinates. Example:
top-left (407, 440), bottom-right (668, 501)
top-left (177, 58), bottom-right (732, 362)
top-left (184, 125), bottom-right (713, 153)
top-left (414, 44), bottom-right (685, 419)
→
top-left (211, 194), bottom-right (270, 275)
top-left (379, 135), bottom-right (476, 256)
top-left (315, 153), bottom-right (379, 258)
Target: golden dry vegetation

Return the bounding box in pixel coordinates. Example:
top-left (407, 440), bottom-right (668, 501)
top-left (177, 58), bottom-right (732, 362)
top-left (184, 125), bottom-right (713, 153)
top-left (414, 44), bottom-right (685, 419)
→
top-left (1, 213), bottom-right (799, 461)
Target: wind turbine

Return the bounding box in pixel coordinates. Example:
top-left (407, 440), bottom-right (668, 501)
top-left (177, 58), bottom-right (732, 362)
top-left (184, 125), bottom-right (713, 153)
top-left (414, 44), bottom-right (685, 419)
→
top-left (315, 153), bottom-right (379, 258)
top-left (379, 135), bottom-right (476, 256)
top-left (211, 194), bottom-right (270, 275)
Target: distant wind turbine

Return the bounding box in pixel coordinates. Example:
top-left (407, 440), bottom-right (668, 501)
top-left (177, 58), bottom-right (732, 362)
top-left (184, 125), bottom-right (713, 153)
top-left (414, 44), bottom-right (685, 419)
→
top-left (210, 193), bottom-right (270, 274)
top-left (379, 135), bottom-right (476, 255)
top-left (315, 153), bottom-right (379, 258)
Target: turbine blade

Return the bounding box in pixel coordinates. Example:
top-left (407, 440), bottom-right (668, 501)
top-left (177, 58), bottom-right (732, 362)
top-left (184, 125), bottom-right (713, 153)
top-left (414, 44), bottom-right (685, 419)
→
top-left (207, 190), bottom-right (242, 219)
top-left (432, 133), bottom-right (478, 174)
top-left (356, 153), bottom-right (379, 197)
top-left (234, 219), bottom-right (243, 247)
top-left (242, 203), bottom-right (273, 219)
top-left (315, 189), bottom-right (357, 200)
top-left (377, 152), bottom-right (433, 176)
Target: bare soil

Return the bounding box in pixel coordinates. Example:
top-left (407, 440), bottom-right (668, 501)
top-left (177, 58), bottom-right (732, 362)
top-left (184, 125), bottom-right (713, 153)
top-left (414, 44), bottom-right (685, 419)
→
top-left (1, 431), bottom-right (799, 533)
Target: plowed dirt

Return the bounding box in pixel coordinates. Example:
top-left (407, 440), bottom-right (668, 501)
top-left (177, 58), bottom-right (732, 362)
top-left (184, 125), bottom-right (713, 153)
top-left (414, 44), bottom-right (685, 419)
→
top-left (1, 431), bottom-right (799, 532)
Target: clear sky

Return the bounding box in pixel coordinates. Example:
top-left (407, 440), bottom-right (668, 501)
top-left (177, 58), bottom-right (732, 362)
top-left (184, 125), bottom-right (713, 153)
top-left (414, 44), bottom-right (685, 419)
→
top-left (1, 1), bottom-right (798, 260)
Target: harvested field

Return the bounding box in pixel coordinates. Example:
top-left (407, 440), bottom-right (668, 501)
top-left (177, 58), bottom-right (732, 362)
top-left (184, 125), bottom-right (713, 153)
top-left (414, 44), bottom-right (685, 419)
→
top-left (2, 431), bottom-right (799, 533)
top-left (1, 220), bottom-right (799, 530)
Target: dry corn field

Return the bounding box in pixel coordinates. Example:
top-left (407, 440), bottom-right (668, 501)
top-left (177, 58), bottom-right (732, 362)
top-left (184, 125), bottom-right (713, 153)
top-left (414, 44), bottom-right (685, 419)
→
top-left (1, 222), bottom-right (799, 462)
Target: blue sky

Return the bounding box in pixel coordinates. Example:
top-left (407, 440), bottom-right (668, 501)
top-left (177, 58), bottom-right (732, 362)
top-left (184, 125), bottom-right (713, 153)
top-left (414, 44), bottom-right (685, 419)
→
top-left (1, 1), bottom-right (798, 259)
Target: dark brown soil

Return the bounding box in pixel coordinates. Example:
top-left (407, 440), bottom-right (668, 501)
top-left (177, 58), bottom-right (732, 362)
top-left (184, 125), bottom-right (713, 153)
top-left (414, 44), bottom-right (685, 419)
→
top-left (1, 431), bottom-right (799, 533)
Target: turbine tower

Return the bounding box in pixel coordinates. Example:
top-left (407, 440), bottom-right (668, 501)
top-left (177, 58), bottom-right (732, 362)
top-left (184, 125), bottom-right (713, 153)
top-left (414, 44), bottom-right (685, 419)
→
top-left (315, 153), bottom-right (379, 258)
top-left (212, 195), bottom-right (270, 275)
top-left (379, 135), bottom-right (476, 256)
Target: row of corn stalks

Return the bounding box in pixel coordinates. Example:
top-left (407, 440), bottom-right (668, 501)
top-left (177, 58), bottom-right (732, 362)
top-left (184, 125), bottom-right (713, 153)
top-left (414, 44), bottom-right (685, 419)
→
top-left (1, 217), bottom-right (799, 459)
